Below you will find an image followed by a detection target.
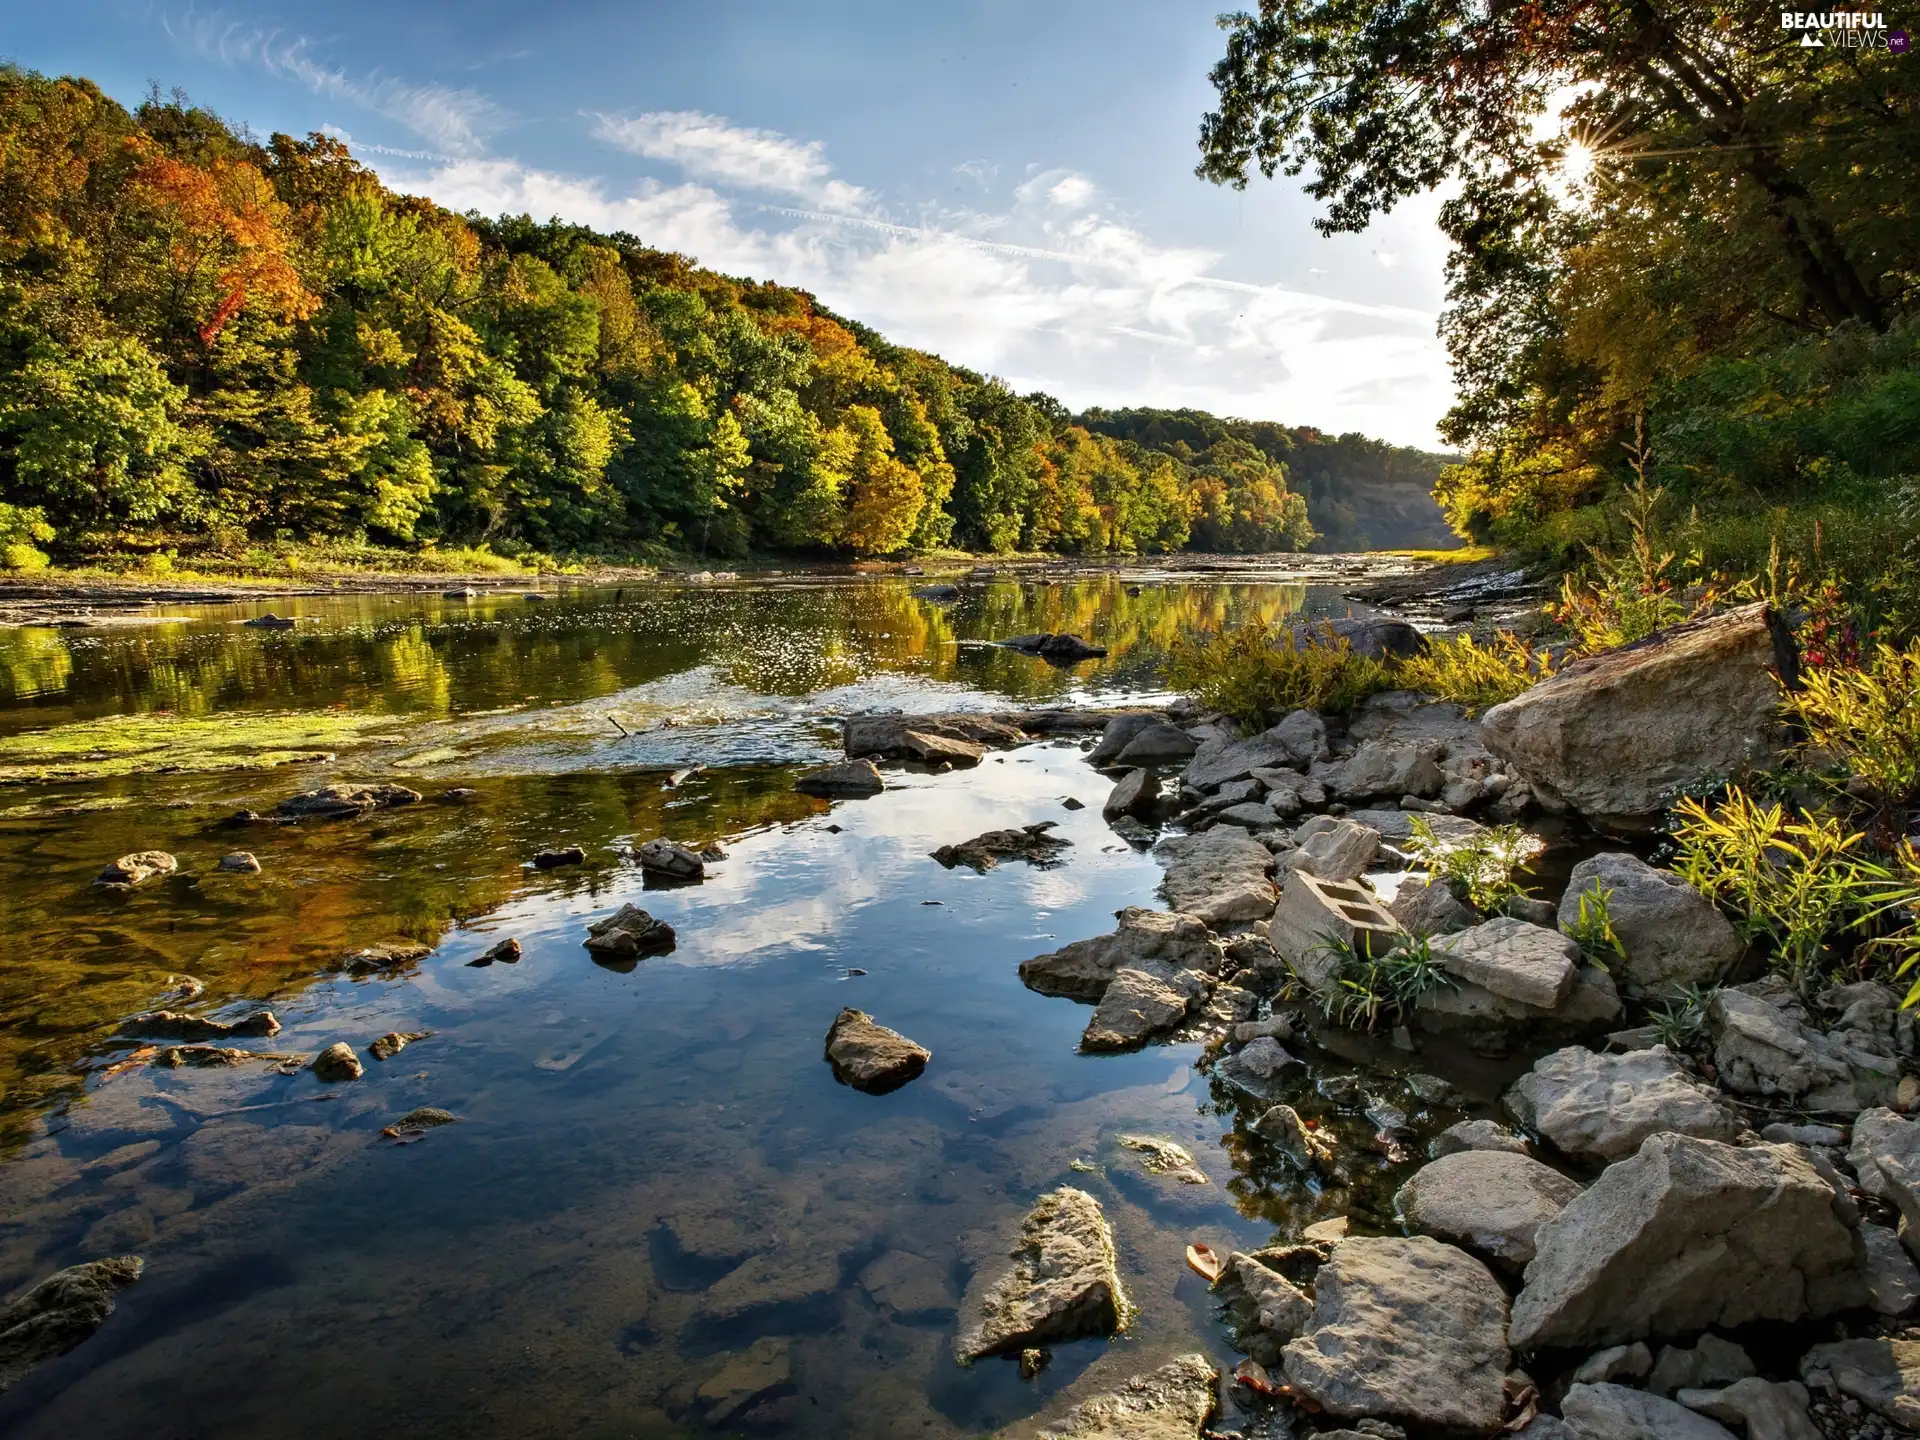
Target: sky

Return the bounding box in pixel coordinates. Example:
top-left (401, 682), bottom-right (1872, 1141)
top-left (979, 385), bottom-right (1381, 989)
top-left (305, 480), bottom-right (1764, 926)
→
top-left (7, 0), bottom-right (1458, 447)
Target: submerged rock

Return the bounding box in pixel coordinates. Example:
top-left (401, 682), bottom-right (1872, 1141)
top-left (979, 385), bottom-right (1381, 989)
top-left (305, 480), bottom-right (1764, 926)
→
top-left (1029, 1353), bottom-right (1217, 1439)
top-left (794, 758), bottom-right (885, 798)
top-left (119, 1008), bottom-right (281, 1041)
top-left (955, 1188), bottom-right (1127, 1362)
top-left (583, 903), bottom-right (676, 959)
top-left (216, 851), bottom-right (261, 874)
top-left (0, 1255), bottom-right (144, 1393)
top-left (858, 1250), bottom-right (954, 1321)
top-left (340, 942), bottom-right (432, 976)
top-left (1280, 1235), bottom-right (1511, 1433)
top-left (277, 782), bottom-right (422, 820)
top-left (634, 837), bottom-right (704, 880)
top-left (1557, 851), bottom-right (1741, 995)
top-left (695, 1336), bottom-right (793, 1427)
top-left (382, 1107), bottom-right (459, 1137)
top-left (152, 1044), bottom-right (295, 1068)
top-left (1115, 1136), bottom-right (1209, 1186)
top-left (1154, 827), bottom-right (1277, 926)
top-left (532, 845), bottom-right (586, 869)
top-left (931, 822), bottom-right (1071, 871)
top-left (1505, 1045), bottom-right (1742, 1163)
top-left (999, 632), bottom-right (1108, 663)
top-left (468, 937), bottom-right (521, 966)
top-left (312, 1042), bottom-right (364, 1082)
top-left (368, 1029), bottom-right (430, 1061)
top-left (95, 850), bottom-right (177, 887)
top-left (1480, 602), bottom-right (1794, 830)
top-left (1509, 1135), bottom-right (1866, 1351)
top-left (1395, 1149), bottom-right (1583, 1269)
top-left (824, 1008), bottom-right (930, 1093)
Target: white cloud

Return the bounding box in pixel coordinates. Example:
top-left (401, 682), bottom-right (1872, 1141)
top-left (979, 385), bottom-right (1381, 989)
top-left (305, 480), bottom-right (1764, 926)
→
top-left (164, 9), bottom-right (507, 155)
top-left (369, 127), bottom-right (1450, 446)
top-left (591, 110), bottom-right (868, 213)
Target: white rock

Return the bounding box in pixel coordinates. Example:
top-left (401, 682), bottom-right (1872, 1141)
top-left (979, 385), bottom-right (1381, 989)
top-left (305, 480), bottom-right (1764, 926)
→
top-left (1561, 1382), bottom-right (1738, 1439)
top-left (1677, 1377), bottom-right (1821, 1440)
top-left (1153, 829), bottom-right (1277, 926)
top-left (1434, 918), bottom-right (1579, 1009)
top-left (955, 1188), bottom-right (1127, 1362)
top-left (1505, 1045), bottom-right (1741, 1163)
top-left (1558, 852), bottom-right (1740, 995)
top-left (1395, 1149), bottom-right (1583, 1269)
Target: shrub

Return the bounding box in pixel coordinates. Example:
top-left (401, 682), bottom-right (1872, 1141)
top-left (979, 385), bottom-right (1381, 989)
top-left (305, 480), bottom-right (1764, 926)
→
top-left (1397, 631), bottom-right (1554, 713)
top-left (1787, 641), bottom-right (1920, 809)
top-left (1166, 622), bottom-right (1391, 730)
top-left (1647, 983), bottom-right (1720, 1051)
top-left (0, 503), bottom-right (54, 572)
top-left (1308, 931), bottom-right (1456, 1031)
top-left (1404, 815), bottom-right (1542, 913)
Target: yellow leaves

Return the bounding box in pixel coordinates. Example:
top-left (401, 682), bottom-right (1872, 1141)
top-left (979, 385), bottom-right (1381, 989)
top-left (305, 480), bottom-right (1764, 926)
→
top-left (1786, 642), bottom-right (1920, 805)
top-left (1397, 630), bottom-right (1555, 713)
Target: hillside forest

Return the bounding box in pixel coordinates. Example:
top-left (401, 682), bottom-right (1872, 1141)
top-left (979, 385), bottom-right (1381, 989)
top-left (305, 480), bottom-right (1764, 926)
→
top-left (0, 67), bottom-right (1453, 572)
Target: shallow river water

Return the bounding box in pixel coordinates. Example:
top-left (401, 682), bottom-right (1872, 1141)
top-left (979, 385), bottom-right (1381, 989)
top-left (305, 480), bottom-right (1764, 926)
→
top-left (0, 566), bottom-right (1526, 1438)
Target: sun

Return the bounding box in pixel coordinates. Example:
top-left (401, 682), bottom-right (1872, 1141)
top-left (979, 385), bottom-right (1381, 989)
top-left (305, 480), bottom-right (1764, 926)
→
top-left (1560, 140), bottom-right (1597, 186)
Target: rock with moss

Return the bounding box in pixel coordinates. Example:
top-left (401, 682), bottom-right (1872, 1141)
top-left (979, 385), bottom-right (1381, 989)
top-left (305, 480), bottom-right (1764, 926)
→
top-left (955, 1188), bottom-right (1128, 1362)
top-left (0, 1255), bottom-right (144, 1393)
top-left (278, 782), bottom-right (422, 819)
top-left (94, 851), bottom-right (177, 887)
top-left (1026, 1353), bottom-right (1218, 1439)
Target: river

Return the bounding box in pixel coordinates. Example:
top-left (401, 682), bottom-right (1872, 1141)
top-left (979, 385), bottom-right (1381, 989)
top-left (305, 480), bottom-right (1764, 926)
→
top-left (0, 563), bottom-right (1518, 1438)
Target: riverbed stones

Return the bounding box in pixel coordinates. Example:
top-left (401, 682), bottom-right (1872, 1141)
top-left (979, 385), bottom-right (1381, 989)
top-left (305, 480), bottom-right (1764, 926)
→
top-left (1219, 1250), bottom-right (1313, 1342)
top-left (340, 942), bottom-right (432, 976)
top-left (1433, 918), bottom-right (1579, 1009)
top-left (532, 845), bottom-right (585, 869)
top-left (1711, 987), bottom-right (1898, 1113)
top-left (1082, 960), bottom-right (1212, 1051)
top-left (311, 1042), bottom-right (363, 1082)
top-left (0, 1254), bottom-right (144, 1393)
top-left (955, 1188), bottom-right (1127, 1362)
top-left (1020, 908), bottom-right (1223, 1001)
top-left (824, 1008), bottom-right (929, 1093)
top-left (1561, 1383), bottom-right (1739, 1440)
top-left (1509, 1134), bottom-right (1867, 1351)
top-left (382, 1107), bottom-right (459, 1137)
top-left (1279, 1234), bottom-right (1511, 1433)
top-left (1505, 1045), bottom-right (1742, 1163)
top-left (1028, 1353), bottom-right (1217, 1440)
top-left (858, 1250), bottom-right (954, 1321)
top-left (216, 850), bottom-right (260, 873)
top-left (1310, 739), bottom-right (1446, 802)
top-left (1395, 1150), bottom-right (1584, 1270)
top-left (1849, 1108), bottom-right (1920, 1236)
top-left (1088, 713), bottom-right (1162, 764)
top-left (119, 1008), bottom-right (281, 1041)
top-left (694, 1337), bottom-right (793, 1426)
top-left (1480, 602), bottom-right (1795, 830)
top-left (277, 782), bottom-right (422, 819)
top-left (1183, 725), bottom-right (1311, 792)
top-left (795, 758), bottom-right (884, 797)
top-left (1678, 1377), bottom-right (1821, 1440)
top-left (932, 822), bottom-right (1071, 871)
top-left (1431, 1119), bottom-right (1532, 1158)
top-left (1111, 722), bottom-right (1198, 766)
top-left (1800, 1337), bottom-right (1920, 1428)
top-left (1572, 1342), bottom-right (1654, 1386)
top-left (842, 712), bottom-right (1026, 761)
top-left (1860, 1224), bottom-right (1920, 1314)
top-left (1102, 768), bottom-right (1157, 823)
top-left (1280, 816), bottom-right (1380, 882)
top-left (583, 903), bottom-right (676, 959)
top-left (1650, 1335), bottom-right (1758, 1397)
top-left (94, 850), bottom-right (177, 886)
top-left (368, 1029), bottom-right (429, 1061)
top-left (1389, 877), bottom-right (1476, 937)
top-left (1153, 828), bottom-right (1276, 925)
top-left (1558, 852), bottom-right (1741, 994)
top-left (635, 837), bottom-right (704, 880)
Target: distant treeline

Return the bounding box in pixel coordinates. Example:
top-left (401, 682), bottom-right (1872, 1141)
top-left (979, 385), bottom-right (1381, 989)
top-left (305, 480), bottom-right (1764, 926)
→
top-left (0, 66), bottom-right (1455, 567)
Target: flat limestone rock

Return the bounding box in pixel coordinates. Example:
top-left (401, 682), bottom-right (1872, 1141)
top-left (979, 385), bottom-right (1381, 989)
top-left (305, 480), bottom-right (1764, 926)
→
top-left (694, 1336), bottom-right (792, 1426)
top-left (1561, 1382), bottom-right (1738, 1439)
top-left (1020, 908), bottom-right (1222, 1002)
top-left (1154, 828), bottom-right (1276, 925)
top-left (1280, 816), bottom-right (1380, 882)
top-left (1029, 1353), bottom-right (1218, 1439)
top-left (1509, 1135), bottom-right (1867, 1351)
top-left (795, 758), bottom-right (884, 797)
top-left (1080, 964), bottom-right (1209, 1051)
top-left (1506, 1045), bottom-right (1741, 1163)
top-left (1800, 1337), bottom-right (1920, 1429)
top-left (1395, 1149), bottom-right (1583, 1268)
top-left (931, 822), bottom-right (1070, 871)
top-left (955, 1188), bottom-right (1127, 1362)
top-left (119, 1008), bottom-right (281, 1041)
top-left (858, 1250), bottom-right (954, 1320)
top-left (1434, 918), bottom-right (1579, 1009)
top-left (824, 1008), bottom-right (930, 1094)
top-left (1281, 1235), bottom-right (1510, 1432)
top-left (843, 712), bottom-right (1026, 760)
top-left (0, 1255), bottom-right (144, 1393)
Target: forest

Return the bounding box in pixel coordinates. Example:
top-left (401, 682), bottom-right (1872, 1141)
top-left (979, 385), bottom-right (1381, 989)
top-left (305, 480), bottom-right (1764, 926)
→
top-left (0, 66), bottom-right (1450, 572)
top-left (1197, 0), bottom-right (1920, 629)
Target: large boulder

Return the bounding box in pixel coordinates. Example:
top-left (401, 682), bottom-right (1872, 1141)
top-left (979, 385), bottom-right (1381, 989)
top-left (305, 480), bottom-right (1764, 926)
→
top-left (1557, 852), bottom-right (1741, 995)
top-left (1433, 918), bottom-right (1579, 1010)
top-left (1395, 1150), bottom-right (1584, 1270)
top-left (278, 782), bottom-right (422, 819)
top-left (1020, 908), bottom-right (1223, 1001)
top-left (955, 1188), bottom-right (1127, 1362)
top-left (1154, 829), bottom-right (1276, 925)
top-left (1280, 1235), bottom-right (1511, 1433)
top-left (1710, 987), bottom-right (1897, 1114)
top-left (1027, 1353), bottom-right (1218, 1440)
top-left (1102, 768), bottom-right (1159, 822)
top-left (1560, 1383), bottom-right (1738, 1440)
top-left (1505, 1045), bottom-right (1742, 1163)
top-left (1088, 712), bottom-right (1161, 764)
top-left (1508, 1134), bottom-right (1866, 1351)
top-left (1415, 964), bottom-right (1622, 1038)
top-left (0, 1256), bottom-right (144, 1393)
top-left (1479, 602), bottom-right (1796, 830)
top-left (795, 759), bottom-right (884, 797)
top-left (1111, 723), bottom-right (1199, 767)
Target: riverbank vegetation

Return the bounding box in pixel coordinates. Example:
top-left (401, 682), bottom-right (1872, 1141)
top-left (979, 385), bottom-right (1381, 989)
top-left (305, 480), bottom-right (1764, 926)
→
top-left (0, 67), bottom-right (1456, 573)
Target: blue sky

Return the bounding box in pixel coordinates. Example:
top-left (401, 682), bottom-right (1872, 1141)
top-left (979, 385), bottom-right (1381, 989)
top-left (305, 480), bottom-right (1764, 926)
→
top-left (9, 0), bottom-right (1456, 445)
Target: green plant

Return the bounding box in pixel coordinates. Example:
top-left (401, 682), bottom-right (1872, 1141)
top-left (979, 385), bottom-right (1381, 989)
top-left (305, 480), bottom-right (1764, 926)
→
top-left (1309, 930), bottom-right (1456, 1032)
top-left (0, 503), bottom-right (54, 572)
top-left (1786, 642), bottom-right (1920, 812)
top-left (1550, 472), bottom-right (1693, 653)
top-left (1671, 787), bottom-right (1886, 991)
top-left (1647, 982), bottom-right (1720, 1050)
top-left (1396, 630), bottom-right (1555, 713)
top-left (1166, 622), bottom-right (1392, 730)
top-left (1403, 815), bottom-right (1541, 913)
top-left (1565, 881), bottom-right (1627, 970)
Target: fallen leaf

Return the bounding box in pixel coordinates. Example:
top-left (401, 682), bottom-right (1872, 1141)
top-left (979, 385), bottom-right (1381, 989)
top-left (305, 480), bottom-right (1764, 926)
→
top-left (1185, 1242), bottom-right (1223, 1283)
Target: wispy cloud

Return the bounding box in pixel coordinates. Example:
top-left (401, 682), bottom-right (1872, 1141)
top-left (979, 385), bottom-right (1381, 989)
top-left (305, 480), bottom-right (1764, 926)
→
top-left (590, 110), bottom-right (869, 213)
top-left (370, 130), bottom-right (1451, 445)
top-left (164, 8), bottom-right (508, 155)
